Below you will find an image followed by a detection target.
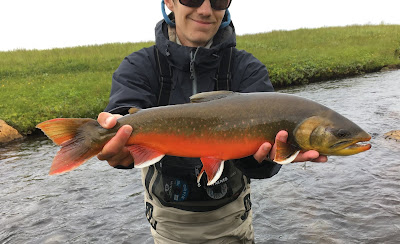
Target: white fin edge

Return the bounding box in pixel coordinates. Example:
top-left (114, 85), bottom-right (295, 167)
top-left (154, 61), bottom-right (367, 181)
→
top-left (274, 151), bottom-right (300, 165)
top-left (197, 170), bottom-right (204, 185)
top-left (207, 161), bottom-right (225, 186)
top-left (134, 155), bottom-right (165, 168)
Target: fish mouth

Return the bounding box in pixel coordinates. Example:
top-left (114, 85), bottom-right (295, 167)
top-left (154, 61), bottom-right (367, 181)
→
top-left (330, 136), bottom-right (372, 156)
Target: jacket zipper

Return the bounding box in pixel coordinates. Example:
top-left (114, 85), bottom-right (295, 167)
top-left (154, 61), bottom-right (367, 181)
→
top-left (190, 47), bottom-right (200, 95)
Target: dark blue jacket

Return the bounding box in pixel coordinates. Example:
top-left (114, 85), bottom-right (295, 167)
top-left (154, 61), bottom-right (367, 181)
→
top-left (104, 19), bottom-right (281, 209)
top-left (106, 20), bottom-right (275, 111)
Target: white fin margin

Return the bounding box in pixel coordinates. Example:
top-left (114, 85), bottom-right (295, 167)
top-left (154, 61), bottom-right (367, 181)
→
top-left (207, 161), bottom-right (225, 186)
top-left (197, 170), bottom-right (204, 185)
top-left (134, 155), bottom-right (165, 168)
top-left (274, 151), bottom-right (300, 165)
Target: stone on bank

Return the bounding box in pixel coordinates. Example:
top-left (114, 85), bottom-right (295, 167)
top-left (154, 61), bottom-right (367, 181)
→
top-left (0, 120), bottom-right (23, 144)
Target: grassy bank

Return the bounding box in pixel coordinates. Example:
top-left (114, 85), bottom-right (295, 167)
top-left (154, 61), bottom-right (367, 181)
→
top-left (237, 25), bottom-right (400, 86)
top-left (1, 25), bottom-right (400, 135)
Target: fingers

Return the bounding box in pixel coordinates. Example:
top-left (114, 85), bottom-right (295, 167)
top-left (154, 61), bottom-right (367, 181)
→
top-left (97, 125), bottom-right (134, 167)
top-left (97, 112), bottom-right (133, 167)
top-left (275, 130), bottom-right (289, 143)
top-left (291, 149), bottom-right (328, 163)
top-left (253, 142), bottom-right (272, 163)
top-left (294, 150), bottom-right (321, 162)
top-left (269, 130), bottom-right (288, 160)
top-left (253, 130), bottom-right (289, 163)
top-left (97, 112), bottom-right (122, 129)
top-left (310, 154), bottom-right (328, 163)
top-left (97, 124), bottom-right (132, 160)
top-left (102, 147), bottom-right (134, 168)
top-left (270, 130), bottom-right (328, 163)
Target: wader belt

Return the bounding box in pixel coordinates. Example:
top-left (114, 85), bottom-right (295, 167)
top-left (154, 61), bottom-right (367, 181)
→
top-left (144, 156), bottom-right (249, 212)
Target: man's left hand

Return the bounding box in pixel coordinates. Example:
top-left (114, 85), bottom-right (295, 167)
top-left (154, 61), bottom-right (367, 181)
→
top-left (253, 130), bottom-right (328, 163)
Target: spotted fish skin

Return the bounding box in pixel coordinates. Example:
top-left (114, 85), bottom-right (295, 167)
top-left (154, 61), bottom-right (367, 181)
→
top-left (37, 91), bottom-right (371, 184)
top-left (122, 92), bottom-right (299, 159)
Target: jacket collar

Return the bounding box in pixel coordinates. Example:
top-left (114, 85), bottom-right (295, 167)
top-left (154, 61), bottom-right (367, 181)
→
top-left (155, 19), bottom-right (236, 72)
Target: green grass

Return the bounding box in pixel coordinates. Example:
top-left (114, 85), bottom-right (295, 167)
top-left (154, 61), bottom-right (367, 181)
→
top-left (1, 25), bottom-right (400, 135)
top-left (0, 42), bottom-right (153, 134)
top-left (237, 24), bottom-right (400, 86)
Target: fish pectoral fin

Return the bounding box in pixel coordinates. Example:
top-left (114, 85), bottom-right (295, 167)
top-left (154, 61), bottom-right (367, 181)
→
top-left (274, 140), bottom-right (300, 164)
top-left (190, 91), bottom-right (235, 103)
top-left (199, 157), bottom-right (225, 186)
top-left (127, 145), bottom-right (165, 168)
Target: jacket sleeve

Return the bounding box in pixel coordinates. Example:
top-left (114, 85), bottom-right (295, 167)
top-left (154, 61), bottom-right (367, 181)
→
top-left (231, 49), bottom-right (275, 93)
top-left (104, 48), bottom-right (158, 169)
top-left (105, 47), bottom-right (159, 114)
top-left (231, 49), bottom-right (282, 179)
top-left (232, 157), bottom-right (281, 179)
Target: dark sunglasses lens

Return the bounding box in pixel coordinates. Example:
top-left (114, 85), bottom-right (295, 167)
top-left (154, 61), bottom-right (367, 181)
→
top-left (211, 0), bottom-right (231, 10)
top-left (180, 0), bottom-right (231, 10)
top-left (179, 0), bottom-right (204, 8)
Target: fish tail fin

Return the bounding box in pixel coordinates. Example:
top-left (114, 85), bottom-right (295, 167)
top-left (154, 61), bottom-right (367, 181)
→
top-left (36, 118), bottom-right (103, 175)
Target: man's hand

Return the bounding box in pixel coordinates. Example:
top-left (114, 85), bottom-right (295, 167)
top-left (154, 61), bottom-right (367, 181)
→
top-left (253, 130), bottom-right (328, 163)
top-left (97, 112), bottom-right (134, 168)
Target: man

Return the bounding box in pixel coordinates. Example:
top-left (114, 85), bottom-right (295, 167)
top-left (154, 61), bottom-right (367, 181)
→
top-left (97, 0), bottom-right (327, 243)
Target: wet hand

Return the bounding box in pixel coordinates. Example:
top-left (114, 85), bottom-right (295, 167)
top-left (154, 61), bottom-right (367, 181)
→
top-left (96, 112), bottom-right (134, 168)
top-left (253, 130), bottom-right (328, 163)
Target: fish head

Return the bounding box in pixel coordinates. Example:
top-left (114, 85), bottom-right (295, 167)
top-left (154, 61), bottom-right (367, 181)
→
top-left (293, 115), bottom-right (371, 156)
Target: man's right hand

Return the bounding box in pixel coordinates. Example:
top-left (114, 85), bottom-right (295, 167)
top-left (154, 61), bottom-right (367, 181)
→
top-left (97, 112), bottom-right (134, 168)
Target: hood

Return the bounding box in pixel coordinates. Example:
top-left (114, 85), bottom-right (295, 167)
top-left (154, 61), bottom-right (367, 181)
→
top-left (154, 17), bottom-right (237, 72)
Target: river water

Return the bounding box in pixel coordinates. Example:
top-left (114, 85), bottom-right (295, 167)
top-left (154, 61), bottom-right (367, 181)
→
top-left (1, 70), bottom-right (399, 244)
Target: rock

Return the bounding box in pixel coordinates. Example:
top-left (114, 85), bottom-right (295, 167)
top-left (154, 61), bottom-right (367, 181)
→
top-left (0, 120), bottom-right (23, 144)
top-left (384, 130), bottom-right (400, 142)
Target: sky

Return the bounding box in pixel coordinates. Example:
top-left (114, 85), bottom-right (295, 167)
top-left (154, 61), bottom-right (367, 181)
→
top-left (1, 0), bottom-right (399, 51)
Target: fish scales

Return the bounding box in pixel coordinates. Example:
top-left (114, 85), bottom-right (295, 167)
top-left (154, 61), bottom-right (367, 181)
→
top-left (36, 91), bottom-right (371, 183)
top-left (122, 93), bottom-right (322, 149)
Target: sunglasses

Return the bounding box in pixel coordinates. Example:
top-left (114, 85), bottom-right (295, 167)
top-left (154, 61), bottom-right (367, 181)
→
top-left (179, 0), bottom-right (231, 10)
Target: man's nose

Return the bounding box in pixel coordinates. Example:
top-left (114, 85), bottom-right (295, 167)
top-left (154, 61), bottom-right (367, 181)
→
top-left (197, 0), bottom-right (213, 16)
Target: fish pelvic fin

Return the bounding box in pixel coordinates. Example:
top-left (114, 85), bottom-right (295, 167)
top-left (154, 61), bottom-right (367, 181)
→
top-left (127, 145), bottom-right (165, 168)
top-left (198, 157), bottom-right (225, 186)
top-left (36, 118), bottom-right (103, 175)
top-left (274, 140), bottom-right (300, 165)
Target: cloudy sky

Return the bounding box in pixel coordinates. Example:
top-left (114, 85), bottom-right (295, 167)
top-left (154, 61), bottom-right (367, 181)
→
top-left (1, 0), bottom-right (399, 51)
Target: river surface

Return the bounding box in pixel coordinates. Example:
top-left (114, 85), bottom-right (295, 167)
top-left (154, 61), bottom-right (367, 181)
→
top-left (1, 70), bottom-right (400, 244)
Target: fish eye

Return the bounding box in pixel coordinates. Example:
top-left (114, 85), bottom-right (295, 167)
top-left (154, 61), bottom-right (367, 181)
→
top-left (335, 129), bottom-right (351, 138)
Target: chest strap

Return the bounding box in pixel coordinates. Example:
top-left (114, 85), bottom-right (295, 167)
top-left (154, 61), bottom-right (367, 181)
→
top-left (155, 47), bottom-right (173, 106)
top-left (215, 47), bottom-right (234, 91)
top-left (155, 46), bottom-right (235, 106)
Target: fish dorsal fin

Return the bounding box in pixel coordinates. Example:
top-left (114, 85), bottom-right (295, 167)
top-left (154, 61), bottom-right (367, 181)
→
top-left (190, 91), bottom-right (235, 103)
top-left (128, 107), bottom-right (141, 114)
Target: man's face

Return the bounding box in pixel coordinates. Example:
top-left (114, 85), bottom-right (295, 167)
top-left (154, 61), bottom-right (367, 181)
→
top-left (165, 0), bottom-right (226, 47)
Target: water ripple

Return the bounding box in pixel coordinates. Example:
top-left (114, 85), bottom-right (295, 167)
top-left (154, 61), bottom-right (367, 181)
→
top-left (1, 71), bottom-right (400, 243)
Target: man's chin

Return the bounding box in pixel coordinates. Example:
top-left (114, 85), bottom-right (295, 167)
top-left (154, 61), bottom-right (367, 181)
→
top-left (188, 34), bottom-right (214, 47)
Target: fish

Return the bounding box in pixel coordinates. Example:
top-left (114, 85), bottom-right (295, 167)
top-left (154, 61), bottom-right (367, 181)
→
top-left (36, 91), bottom-right (371, 185)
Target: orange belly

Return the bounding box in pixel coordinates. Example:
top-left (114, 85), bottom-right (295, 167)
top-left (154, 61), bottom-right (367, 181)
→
top-left (128, 132), bottom-right (266, 160)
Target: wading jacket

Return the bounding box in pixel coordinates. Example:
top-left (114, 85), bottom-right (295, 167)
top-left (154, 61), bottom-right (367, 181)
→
top-left (105, 19), bottom-right (282, 211)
